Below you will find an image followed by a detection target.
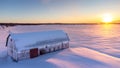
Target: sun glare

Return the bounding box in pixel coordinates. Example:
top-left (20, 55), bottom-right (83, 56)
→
top-left (102, 13), bottom-right (113, 23)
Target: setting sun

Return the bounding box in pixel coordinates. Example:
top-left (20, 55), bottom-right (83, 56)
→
top-left (102, 13), bottom-right (113, 23)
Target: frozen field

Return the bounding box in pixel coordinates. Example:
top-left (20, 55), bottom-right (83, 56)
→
top-left (0, 24), bottom-right (120, 68)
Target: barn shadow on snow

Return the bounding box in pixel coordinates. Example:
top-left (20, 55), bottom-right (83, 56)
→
top-left (18, 49), bottom-right (65, 68)
top-left (19, 48), bottom-right (111, 68)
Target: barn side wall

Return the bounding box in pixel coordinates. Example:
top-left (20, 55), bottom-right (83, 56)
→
top-left (17, 50), bottom-right (30, 60)
top-left (14, 41), bottom-right (69, 61)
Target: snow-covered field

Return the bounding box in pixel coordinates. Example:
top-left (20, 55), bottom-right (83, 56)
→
top-left (0, 24), bottom-right (120, 68)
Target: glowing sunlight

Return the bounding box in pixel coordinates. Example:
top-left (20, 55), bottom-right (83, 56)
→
top-left (100, 24), bottom-right (114, 38)
top-left (102, 13), bottom-right (113, 23)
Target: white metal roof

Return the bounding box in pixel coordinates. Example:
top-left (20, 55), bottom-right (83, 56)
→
top-left (9, 30), bottom-right (69, 51)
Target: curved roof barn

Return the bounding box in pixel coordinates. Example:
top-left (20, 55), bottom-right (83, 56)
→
top-left (6, 30), bottom-right (70, 51)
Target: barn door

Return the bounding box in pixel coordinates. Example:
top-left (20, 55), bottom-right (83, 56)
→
top-left (30, 48), bottom-right (38, 58)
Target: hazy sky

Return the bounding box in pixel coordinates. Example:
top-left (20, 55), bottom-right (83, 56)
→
top-left (0, 0), bottom-right (120, 23)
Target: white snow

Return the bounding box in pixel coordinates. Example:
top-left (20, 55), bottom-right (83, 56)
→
top-left (0, 24), bottom-right (120, 68)
top-left (9, 30), bottom-right (69, 51)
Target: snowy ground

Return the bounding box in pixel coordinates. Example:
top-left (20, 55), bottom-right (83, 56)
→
top-left (0, 24), bottom-right (120, 68)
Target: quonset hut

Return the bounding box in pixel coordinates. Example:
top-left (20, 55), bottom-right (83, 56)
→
top-left (6, 30), bottom-right (70, 61)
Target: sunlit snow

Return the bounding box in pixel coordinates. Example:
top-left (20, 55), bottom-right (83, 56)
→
top-left (0, 24), bottom-right (120, 68)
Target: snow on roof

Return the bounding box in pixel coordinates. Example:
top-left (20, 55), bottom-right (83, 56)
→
top-left (9, 30), bottom-right (69, 51)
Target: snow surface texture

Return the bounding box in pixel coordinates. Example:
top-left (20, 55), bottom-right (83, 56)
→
top-left (0, 25), bottom-right (120, 68)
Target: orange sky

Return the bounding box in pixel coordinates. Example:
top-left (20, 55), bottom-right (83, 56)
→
top-left (0, 0), bottom-right (120, 23)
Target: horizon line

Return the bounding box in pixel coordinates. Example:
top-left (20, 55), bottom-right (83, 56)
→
top-left (1, 22), bottom-right (120, 25)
